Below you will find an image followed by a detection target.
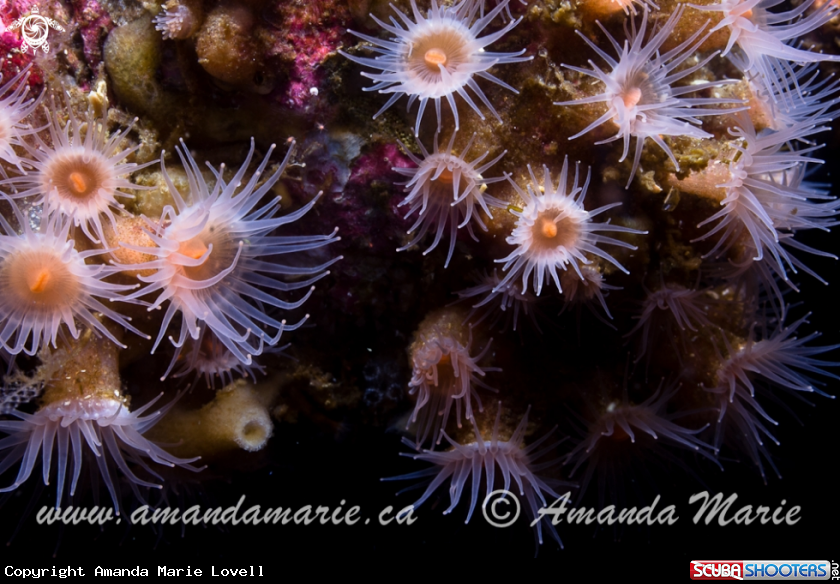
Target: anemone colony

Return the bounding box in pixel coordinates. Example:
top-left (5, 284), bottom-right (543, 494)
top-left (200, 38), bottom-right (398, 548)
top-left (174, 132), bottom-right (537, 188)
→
top-left (0, 0), bottom-right (838, 557)
top-left (0, 29), bottom-right (339, 509)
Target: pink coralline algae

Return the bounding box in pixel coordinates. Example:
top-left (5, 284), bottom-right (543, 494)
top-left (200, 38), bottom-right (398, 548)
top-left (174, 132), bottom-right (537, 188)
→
top-left (0, 29), bottom-right (43, 91)
top-left (68, 0), bottom-right (114, 69)
top-left (0, 0), bottom-right (37, 26)
top-left (265, 0), bottom-right (353, 113)
top-left (320, 141), bottom-right (414, 253)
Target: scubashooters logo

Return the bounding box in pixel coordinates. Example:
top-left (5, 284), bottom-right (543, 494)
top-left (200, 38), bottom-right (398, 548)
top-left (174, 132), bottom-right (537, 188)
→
top-left (690, 561), bottom-right (832, 580)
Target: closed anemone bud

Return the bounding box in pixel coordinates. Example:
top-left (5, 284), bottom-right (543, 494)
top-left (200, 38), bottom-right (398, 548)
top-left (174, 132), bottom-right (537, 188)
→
top-left (406, 307), bottom-right (499, 445)
top-left (145, 379), bottom-right (276, 457)
top-left (195, 4), bottom-right (260, 85)
top-left (101, 213), bottom-right (159, 278)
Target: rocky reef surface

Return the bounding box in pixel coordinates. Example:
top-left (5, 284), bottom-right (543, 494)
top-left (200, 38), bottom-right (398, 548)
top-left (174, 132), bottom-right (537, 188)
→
top-left (0, 0), bottom-right (837, 567)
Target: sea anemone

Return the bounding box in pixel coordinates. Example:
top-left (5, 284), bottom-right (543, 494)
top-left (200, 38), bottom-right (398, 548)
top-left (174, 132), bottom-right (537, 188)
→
top-left (0, 392), bottom-right (200, 512)
top-left (707, 383), bottom-right (780, 480)
top-left (709, 230), bottom-right (835, 320)
top-left (495, 158), bottom-right (644, 296)
top-left (454, 269), bottom-right (542, 332)
top-left (714, 313), bottom-right (838, 402)
top-left (0, 327), bottom-right (202, 512)
top-left (761, 162), bottom-right (839, 233)
top-left (707, 312), bottom-right (837, 478)
top-left (406, 308), bottom-right (498, 445)
top-left (565, 383), bottom-right (718, 500)
top-left (558, 263), bottom-right (620, 320)
top-left (710, 151), bottom-right (839, 306)
top-left (735, 57), bottom-right (840, 129)
top-left (567, 387), bottom-right (717, 470)
top-left (694, 113), bottom-right (836, 283)
top-left (624, 281), bottom-right (714, 361)
top-left (394, 132), bottom-right (506, 268)
top-left (0, 198), bottom-right (146, 356)
top-left (339, 0), bottom-right (532, 136)
top-left (385, 403), bottom-right (565, 547)
top-left (172, 329), bottom-right (286, 389)
top-left (610, 0), bottom-right (659, 15)
top-left (2, 99), bottom-right (157, 244)
top-left (693, 0), bottom-right (840, 98)
top-left (555, 7), bottom-right (744, 187)
top-left (122, 138), bottom-right (340, 378)
top-left (0, 65), bottom-right (42, 174)
top-left (154, 0), bottom-right (203, 40)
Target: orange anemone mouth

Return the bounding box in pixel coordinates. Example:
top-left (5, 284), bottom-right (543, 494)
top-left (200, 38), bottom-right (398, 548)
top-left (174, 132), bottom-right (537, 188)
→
top-left (614, 71), bottom-right (653, 117)
top-left (178, 225), bottom-right (239, 282)
top-left (178, 238), bottom-right (210, 261)
top-left (435, 167), bottom-right (455, 185)
top-left (44, 150), bottom-right (113, 202)
top-left (531, 209), bottom-right (581, 250)
top-left (424, 48), bottom-right (448, 70)
top-left (1, 248), bottom-right (81, 308)
top-left (621, 86), bottom-right (643, 109)
top-left (410, 26), bottom-right (471, 78)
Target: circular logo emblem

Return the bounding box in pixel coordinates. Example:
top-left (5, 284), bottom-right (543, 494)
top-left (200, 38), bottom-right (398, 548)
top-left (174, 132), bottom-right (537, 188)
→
top-left (9, 6), bottom-right (65, 54)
